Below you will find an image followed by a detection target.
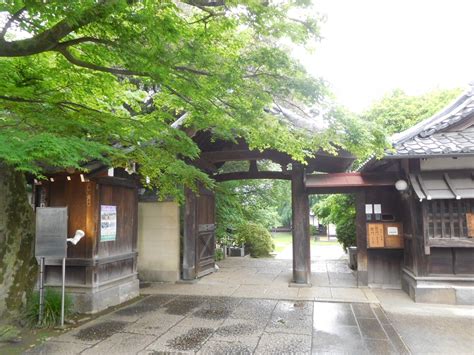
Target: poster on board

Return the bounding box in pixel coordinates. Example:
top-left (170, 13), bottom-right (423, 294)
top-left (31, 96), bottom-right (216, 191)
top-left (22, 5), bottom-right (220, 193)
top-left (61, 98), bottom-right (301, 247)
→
top-left (100, 205), bottom-right (117, 242)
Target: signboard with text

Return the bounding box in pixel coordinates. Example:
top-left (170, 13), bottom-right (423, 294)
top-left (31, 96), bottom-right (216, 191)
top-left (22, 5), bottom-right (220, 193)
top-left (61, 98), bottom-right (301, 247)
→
top-left (35, 207), bottom-right (68, 259)
top-left (100, 205), bottom-right (117, 242)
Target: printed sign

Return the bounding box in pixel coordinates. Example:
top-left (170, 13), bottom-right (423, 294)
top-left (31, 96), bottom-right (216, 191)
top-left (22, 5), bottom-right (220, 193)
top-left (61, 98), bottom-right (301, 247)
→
top-left (387, 226), bottom-right (399, 236)
top-left (373, 204), bottom-right (382, 214)
top-left (365, 204), bottom-right (373, 214)
top-left (100, 205), bottom-right (117, 242)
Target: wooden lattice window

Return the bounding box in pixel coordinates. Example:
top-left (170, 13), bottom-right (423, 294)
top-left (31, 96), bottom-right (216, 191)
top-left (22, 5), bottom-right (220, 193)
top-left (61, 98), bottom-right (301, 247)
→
top-left (424, 199), bottom-right (474, 239)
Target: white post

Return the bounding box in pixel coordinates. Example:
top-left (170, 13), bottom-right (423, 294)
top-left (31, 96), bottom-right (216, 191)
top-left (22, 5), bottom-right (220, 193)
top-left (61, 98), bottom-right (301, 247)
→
top-left (38, 257), bottom-right (45, 325)
top-left (61, 257), bottom-right (65, 327)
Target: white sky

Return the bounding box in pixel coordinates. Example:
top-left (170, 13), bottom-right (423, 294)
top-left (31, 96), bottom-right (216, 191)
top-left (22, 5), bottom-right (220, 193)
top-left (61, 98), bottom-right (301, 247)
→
top-left (295, 0), bottom-right (474, 112)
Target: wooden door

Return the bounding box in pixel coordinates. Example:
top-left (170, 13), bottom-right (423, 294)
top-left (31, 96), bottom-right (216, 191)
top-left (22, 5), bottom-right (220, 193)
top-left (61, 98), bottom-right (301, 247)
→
top-left (195, 189), bottom-right (216, 277)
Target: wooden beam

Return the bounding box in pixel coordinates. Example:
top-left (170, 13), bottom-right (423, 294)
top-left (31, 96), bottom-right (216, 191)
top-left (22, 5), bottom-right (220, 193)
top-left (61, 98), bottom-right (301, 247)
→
top-left (201, 149), bottom-right (291, 164)
top-left (189, 157), bottom-right (217, 172)
top-left (306, 187), bottom-right (363, 194)
top-left (355, 191), bottom-right (368, 286)
top-left (213, 171), bottom-right (291, 182)
top-left (428, 238), bottom-right (474, 248)
top-left (305, 172), bottom-right (398, 189)
top-left (291, 163), bottom-right (311, 284)
top-left (249, 160), bottom-right (258, 173)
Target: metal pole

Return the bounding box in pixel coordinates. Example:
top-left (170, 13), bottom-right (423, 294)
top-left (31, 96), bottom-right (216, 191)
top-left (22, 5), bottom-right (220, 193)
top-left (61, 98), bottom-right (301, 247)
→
top-left (38, 257), bottom-right (45, 325)
top-left (61, 257), bottom-right (65, 327)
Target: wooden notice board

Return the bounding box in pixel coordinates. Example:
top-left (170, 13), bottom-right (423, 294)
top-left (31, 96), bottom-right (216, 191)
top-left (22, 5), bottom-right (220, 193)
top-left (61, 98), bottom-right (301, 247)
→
top-left (384, 223), bottom-right (404, 248)
top-left (467, 213), bottom-right (474, 238)
top-left (367, 222), bottom-right (404, 249)
top-left (367, 223), bottom-right (384, 248)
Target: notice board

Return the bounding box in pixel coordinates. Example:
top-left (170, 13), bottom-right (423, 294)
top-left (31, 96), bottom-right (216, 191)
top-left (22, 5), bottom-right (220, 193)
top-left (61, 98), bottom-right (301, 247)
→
top-left (35, 207), bottom-right (68, 258)
top-left (467, 213), bottom-right (474, 237)
top-left (384, 223), bottom-right (404, 248)
top-left (367, 222), bottom-right (404, 249)
top-left (367, 223), bottom-right (385, 248)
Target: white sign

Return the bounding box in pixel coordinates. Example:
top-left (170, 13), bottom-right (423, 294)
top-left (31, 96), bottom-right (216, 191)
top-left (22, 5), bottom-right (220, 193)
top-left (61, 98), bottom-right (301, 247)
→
top-left (100, 205), bottom-right (117, 242)
top-left (374, 204), bottom-right (382, 214)
top-left (365, 204), bottom-right (373, 214)
top-left (387, 227), bottom-right (399, 236)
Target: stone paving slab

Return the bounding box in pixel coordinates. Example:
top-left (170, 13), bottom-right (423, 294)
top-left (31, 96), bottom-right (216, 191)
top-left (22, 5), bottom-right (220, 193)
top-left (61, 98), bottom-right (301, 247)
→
top-left (25, 341), bottom-right (91, 354)
top-left (141, 257), bottom-right (379, 304)
top-left (81, 332), bottom-right (155, 355)
top-left (29, 294), bottom-right (410, 354)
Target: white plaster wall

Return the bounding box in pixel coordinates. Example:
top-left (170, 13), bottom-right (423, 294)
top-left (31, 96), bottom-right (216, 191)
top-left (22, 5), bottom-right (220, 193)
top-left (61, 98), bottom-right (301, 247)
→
top-left (420, 157), bottom-right (474, 171)
top-left (137, 202), bottom-right (180, 282)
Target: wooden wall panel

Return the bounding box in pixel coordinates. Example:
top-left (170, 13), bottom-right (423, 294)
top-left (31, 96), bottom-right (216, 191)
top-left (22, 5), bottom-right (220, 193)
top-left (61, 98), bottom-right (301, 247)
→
top-left (97, 183), bottom-right (137, 258)
top-left (454, 248), bottom-right (474, 275)
top-left (97, 259), bottom-right (134, 283)
top-left (403, 238), bottom-right (414, 271)
top-left (45, 265), bottom-right (86, 285)
top-left (45, 176), bottom-right (93, 259)
top-left (368, 250), bottom-right (403, 286)
top-left (428, 248), bottom-right (454, 274)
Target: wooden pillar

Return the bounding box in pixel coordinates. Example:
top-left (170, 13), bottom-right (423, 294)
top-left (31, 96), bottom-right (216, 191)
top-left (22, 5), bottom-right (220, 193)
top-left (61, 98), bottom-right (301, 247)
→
top-left (182, 188), bottom-right (197, 280)
top-left (291, 164), bottom-right (311, 284)
top-left (355, 190), bottom-right (368, 286)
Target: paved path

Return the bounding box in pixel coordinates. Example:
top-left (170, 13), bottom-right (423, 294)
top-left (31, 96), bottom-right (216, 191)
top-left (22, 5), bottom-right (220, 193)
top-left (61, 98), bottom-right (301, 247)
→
top-left (25, 256), bottom-right (474, 354)
top-left (141, 256), bottom-right (375, 303)
top-left (27, 294), bottom-right (409, 354)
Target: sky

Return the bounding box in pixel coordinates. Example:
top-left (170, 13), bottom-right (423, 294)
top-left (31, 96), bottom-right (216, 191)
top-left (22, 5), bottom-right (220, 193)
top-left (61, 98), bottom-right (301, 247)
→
top-left (295, 0), bottom-right (474, 112)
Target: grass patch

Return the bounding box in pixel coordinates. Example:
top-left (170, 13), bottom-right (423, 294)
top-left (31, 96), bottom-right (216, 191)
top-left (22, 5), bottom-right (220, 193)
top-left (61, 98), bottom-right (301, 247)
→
top-left (24, 288), bottom-right (73, 328)
top-left (271, 232), bottom-right (340, 253)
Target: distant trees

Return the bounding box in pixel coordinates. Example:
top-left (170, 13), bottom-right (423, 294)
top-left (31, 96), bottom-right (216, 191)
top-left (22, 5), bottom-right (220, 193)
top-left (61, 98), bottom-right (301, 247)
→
top-left (361, 88), bottom-right (462, 135)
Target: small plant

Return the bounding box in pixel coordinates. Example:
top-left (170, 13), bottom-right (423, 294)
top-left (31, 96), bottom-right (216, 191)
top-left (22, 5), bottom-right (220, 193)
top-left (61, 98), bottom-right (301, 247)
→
top-left (235, 222), bottom-right (274, 258)
top-left (214, 248), bottom-right (224, 261)
top-left (0, 325), bottom-right (20, 343)
top-left (24, 288), bottom-right (73, 328)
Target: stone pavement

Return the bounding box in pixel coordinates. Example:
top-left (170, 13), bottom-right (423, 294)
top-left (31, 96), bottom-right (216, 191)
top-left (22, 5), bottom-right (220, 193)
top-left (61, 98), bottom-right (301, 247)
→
top-left (141, 257), bottom-right (376, 304)
top-left (372, 289), bottom-right (474, 354)
top-left (27, 294), bottom-right (410, 354)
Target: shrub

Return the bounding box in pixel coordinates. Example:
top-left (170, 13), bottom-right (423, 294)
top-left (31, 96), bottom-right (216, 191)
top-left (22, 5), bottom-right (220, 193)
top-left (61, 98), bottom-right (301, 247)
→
top-left (335, 213), bottom-right (356, 250)
top-left (313, 194), bottom-right (356, 249)
top-left (235, 222), bottom-right (274, 258)
top-left (214, 248), bottom-right (224, 261)
top-left (24, 288), bottom-right (73, 328)
top-left (310, 225), bottom-right (318, 236)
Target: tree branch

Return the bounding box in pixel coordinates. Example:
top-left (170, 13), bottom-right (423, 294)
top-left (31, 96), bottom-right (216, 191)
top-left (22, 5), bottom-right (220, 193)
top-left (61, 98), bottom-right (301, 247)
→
top-left (58, 37), bottom-right (114, 48)
top-left (0, 1), bottom-right (117, 57)
top-left (0, 95), bottom-right (104, 113)
top-left (0, 7), bottom-right (26, 39)
top-left (55, 47), bottom-right (148, 77)
top-left (174, 66), bottom-right (213, 76)
top-left (184, 1), bottom-right (226, 9)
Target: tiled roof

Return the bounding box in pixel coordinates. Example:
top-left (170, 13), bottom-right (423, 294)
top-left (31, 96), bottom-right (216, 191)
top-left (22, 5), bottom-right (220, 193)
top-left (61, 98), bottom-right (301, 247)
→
top-left (388, 83), bottom-right (474, 157)
top-left (390, 127), bottom-right (474, 157)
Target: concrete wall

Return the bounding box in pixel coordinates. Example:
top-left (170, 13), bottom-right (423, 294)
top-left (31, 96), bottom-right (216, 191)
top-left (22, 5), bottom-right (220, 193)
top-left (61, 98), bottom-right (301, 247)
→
top-left (137, 201), bottom-right (180, 282)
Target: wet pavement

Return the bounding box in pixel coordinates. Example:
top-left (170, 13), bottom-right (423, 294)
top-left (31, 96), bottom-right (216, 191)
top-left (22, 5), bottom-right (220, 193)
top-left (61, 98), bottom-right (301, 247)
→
top-left (141, 256), bottom-right (376, 303)
top-left (26, 294), bottom-right (410, 354)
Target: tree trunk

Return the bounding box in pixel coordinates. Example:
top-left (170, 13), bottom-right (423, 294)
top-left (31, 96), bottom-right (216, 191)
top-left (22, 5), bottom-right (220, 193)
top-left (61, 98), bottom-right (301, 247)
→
top-left (0, 165), bottom-right (37, 318)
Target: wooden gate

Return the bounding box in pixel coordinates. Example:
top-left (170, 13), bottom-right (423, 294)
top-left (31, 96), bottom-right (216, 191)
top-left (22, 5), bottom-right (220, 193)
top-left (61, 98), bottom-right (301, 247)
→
top-left (182, 186), bottom-right (216, 279)
top-left (196, 190), bottom-right (216, 277)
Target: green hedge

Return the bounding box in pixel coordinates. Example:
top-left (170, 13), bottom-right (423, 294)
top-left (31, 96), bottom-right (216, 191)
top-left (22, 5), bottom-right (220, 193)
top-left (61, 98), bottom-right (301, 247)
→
top-left (235, 222), bottom-right (274, 258)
